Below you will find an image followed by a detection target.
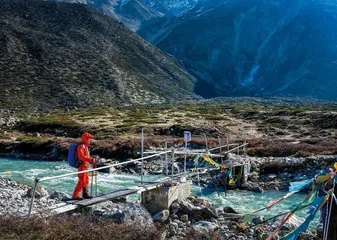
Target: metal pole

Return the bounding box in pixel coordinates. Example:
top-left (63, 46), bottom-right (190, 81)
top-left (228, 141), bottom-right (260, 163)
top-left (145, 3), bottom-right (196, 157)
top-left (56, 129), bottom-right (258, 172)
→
top-left (141, 128), bottom-right (144, 185)
top-left (95, 161), bottom-right (98, 197)
top-left (204, 133), bottom-right (208, 152)
top-left (28, 178), bottom-right (38, 218)
top-left (244, 129), bottom-right (248, 163)
top-left (165, 142), bottom-right (168, 175)
top-left (227, 136), bottom-right (231, 169)
top-left (90, 168), bottom-right (94, 196)
top-left (184, 140), bottom-right (187, 176)
top-left (218, 136), bottom-right (223, 165)
top-left (171, 149), bottom-right (174, 182)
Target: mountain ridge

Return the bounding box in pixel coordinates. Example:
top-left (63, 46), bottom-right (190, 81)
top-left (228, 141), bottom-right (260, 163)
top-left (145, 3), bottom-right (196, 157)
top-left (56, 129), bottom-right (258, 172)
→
top-left (0, 0), bottom-right (201, 109)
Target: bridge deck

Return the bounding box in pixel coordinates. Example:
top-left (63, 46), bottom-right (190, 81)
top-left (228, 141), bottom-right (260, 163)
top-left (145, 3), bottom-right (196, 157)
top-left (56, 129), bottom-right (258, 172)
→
top-left (67, 189), bottom-right (139, 206)
top-left (62, 182), bottom-right (164, 207)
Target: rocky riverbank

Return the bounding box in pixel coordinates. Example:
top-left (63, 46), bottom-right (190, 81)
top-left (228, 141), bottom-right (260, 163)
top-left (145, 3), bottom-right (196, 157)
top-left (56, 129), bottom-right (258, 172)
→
top-left (0, 178), bottom-right (62, 216)
top-left (0, 177), bottom-right (320, 240)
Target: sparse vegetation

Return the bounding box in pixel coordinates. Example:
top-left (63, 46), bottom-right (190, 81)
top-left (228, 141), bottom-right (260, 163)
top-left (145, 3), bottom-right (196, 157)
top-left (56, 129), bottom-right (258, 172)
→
top-left (0, 98), bottom-right (337, 159)
top-left (0, 215), bottom-right (161, 240)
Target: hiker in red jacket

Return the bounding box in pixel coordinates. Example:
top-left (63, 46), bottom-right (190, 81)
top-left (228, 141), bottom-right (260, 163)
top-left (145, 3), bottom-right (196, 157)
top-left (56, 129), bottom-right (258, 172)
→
top-left (72, 132), bottom-right (96, 199)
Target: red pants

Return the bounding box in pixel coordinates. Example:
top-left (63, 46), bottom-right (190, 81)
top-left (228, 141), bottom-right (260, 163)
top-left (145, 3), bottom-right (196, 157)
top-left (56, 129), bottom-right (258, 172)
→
top-left (72, 166), bottom-right (89, 198)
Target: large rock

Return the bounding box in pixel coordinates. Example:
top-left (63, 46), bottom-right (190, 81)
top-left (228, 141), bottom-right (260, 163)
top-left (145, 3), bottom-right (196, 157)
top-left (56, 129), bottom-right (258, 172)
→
top-left (179, 200), bottom-right (194, 215)
top-left (223, 206), bottom-right (238, 214)
top-left (27, 186), bottom-right (48, 199)
top-left (192, 221), bottom-right (219, 234)
top-left (192, 206), bottom-right (218, 220)
top-left (152, 210), bottom-right (170, 223)
top-left (50, 191), bottom-right (70, 200)
top-left (222, 213), bottom-right (244, 222)
top-left (92, 202), bottom-right (154, 227)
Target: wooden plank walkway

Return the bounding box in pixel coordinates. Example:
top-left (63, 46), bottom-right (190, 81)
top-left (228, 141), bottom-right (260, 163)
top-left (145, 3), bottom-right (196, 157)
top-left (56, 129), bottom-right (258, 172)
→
top-left (59, 182), bottom-right (165, 208)
top-left (69, 188), bottom-right (140, 206)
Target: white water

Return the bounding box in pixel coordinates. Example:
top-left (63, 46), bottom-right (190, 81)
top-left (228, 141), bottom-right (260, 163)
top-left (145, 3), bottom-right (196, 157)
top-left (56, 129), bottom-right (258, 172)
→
top-left (0, 157), bottom-right (319, 228)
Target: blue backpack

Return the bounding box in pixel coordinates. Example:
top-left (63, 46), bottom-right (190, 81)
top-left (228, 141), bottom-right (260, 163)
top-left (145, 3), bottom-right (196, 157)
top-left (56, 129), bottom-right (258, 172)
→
top-left (68, 144), bottom-right (81, 168)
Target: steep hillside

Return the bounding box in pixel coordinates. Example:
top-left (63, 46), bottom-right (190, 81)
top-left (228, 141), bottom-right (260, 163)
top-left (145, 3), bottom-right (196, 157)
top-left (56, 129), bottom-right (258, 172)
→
top-left (0, 0), bottom-right (200, 109)
top-left (139, 0), bottom-right (337, 100)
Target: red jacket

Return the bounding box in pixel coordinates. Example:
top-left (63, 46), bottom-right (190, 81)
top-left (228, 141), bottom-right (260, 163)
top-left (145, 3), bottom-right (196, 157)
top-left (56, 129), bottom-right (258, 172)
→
top-left (77, 144), bottom-right (93, 168)
top-left (77, 132), bottom-right (94, 168)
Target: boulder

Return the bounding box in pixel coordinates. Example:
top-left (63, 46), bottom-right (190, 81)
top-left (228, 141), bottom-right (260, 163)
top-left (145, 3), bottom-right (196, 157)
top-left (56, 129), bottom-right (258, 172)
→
top-left (110, 195), bottom-right (128, 203)
top-left (93, 202), bottom-right (154, 227)
top-left (192, 207), bottom-right (218, 220)
top-left (192, 221), bottom-right (219, 234)
top-left (50, 191), bottom-right (70, 200)
top-left (267, 174), bottom-right (277, 181)
top-left (180, 214), bottom-right (188, 222)
top-left (252, 216), bottom-right (264, 225)
top-left (96, 162), bottom-right (117, 174)
top-left (180, 200), bottom-right (194, 214)
top-left (223, 206), bottom-right (238, 214)
top-left (222, 213), bottom-right (244, 222)
top-left (152, 210), bottom-right (170, 223)
top-left (27, 186), bottom-right (48, 199)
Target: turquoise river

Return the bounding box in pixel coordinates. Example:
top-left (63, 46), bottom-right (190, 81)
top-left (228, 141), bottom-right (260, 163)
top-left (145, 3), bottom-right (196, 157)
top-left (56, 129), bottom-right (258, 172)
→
top-left (0, 157), bottom-right (319, 228)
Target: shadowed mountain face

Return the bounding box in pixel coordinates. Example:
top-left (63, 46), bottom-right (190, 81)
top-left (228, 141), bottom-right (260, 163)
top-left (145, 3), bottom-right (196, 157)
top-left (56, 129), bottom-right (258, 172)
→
top-left (139, 0), bottom-right (337, 100)
top-left (0, 0), bottom-right (200, 109)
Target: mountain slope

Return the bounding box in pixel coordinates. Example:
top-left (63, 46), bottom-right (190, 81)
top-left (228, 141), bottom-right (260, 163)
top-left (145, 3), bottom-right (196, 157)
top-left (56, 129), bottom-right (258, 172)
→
top-left (139, 0), bottom-right (337, 100)
top-left (50, 0), bottom-right (199, 31)
top-left (0, 0), bottom-right (200, 109)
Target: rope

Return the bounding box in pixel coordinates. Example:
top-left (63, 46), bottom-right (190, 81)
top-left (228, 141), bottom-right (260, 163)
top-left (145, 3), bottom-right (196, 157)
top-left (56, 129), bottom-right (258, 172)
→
top-left (324, 179), bottom-right (335, 240)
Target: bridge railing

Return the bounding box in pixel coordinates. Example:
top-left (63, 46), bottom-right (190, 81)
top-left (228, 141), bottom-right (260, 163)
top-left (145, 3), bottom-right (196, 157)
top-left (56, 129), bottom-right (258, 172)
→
top-left (28, 150), bottom-right (171, 218)
top-left (28, 141), bottom-right (248, 218)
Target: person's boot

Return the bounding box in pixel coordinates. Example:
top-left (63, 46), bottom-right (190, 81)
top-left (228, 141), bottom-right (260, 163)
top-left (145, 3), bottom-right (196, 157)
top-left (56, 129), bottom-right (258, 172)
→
top-left (82, 187), bottom-right (93, 199)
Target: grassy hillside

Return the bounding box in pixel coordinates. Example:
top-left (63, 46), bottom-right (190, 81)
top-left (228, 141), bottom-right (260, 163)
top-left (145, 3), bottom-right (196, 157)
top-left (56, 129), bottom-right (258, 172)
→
top-left (0, 0), bottom-right (200, 110)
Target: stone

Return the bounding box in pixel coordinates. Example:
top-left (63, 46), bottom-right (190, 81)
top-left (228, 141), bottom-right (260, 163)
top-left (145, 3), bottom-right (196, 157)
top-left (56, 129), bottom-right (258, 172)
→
top-left (223, 213), bottom-right (244, 222)
top-left (50, 191), bottom-right (70, 200)
top-left (99, 202), bottom-right (153, 227)
top-left (152, 210), bottom-right (170, 223)
top-left (267, 174), bottom-right (277, 181)
top-left (298, 231), bottom-right (317, 240)
top-left (180, 200), bottom-right (194, 214)
top-left (252, 216), bottom-right (264, 225)
top-left (109, 209), bottom-right (125, 223)
top-left (180, 214), bottom-right (188, 222)
top-left (223, 206), bottom-right (238, 214)
top-left (192, 206), bottom-right (218, 220)
top-left (27, 186), bottom-right (48, 199)
top-left (171, 202), bottom-right (180, 212)
top-left (192, 221), bottom-right (219, 234)
top-left (111, 196), bottom-right (128, 203)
